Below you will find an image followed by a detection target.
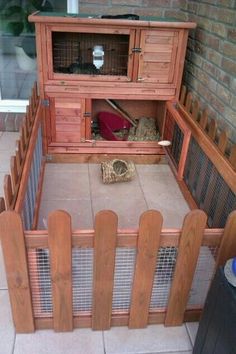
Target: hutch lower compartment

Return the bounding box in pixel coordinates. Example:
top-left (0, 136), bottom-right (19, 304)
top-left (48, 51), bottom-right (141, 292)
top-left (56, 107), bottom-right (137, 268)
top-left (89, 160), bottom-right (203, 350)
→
top-left (0, 86), bottom-right (236, 333)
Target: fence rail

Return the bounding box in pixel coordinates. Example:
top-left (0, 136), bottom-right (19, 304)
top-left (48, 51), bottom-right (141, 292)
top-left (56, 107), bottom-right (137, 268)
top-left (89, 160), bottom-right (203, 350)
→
top-left (0, 209), bottom-right (235, 333)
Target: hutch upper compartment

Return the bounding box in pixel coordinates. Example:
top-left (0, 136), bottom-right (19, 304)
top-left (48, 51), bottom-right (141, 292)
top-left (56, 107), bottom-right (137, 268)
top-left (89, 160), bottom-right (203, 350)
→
top-left (29, 13), bottom-right (196, 100)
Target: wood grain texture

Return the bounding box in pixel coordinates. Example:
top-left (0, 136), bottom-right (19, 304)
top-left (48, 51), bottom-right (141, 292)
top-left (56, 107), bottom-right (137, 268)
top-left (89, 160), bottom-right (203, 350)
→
top-left (0, 211), bottom-right (34, 332)
top-left (92, 210), bottom-right (117, 330)
top-left (0, 197), bottom-right (5, 213)
top-left (129, 210), bottom-right (163, 328)
top-left (229, 144), bottom-right (236, 170)
top-left (179, 85), bottom-right (187, 104)
top-left (4, 174), bottom-right (13, 210)
top-left (218, 130), bottom-right (228, 154)
top-left (216, 210), bottom-right (236, 267)
top-left (165, 210), bottom-right (207, 326)
top-left (48, 210), bottom-right (73, 332)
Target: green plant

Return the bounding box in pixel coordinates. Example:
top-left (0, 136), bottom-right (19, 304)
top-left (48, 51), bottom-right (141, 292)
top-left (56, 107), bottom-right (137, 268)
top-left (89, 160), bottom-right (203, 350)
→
top-left (3, 0), bottom-right (53, 36)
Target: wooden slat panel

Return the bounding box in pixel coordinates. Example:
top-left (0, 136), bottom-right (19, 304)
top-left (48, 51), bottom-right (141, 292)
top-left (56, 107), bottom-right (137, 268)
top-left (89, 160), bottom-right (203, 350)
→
top-left (129, 210), bottom-right (163, 328)
top-left (178, 104), bottom-right (236, 194)
top-left (199, 109), bottom-right (208, 130)
top-left (179, 85), bottom-right (187, 104)
top-left (56, 132), bottom-right (81, 143)
top-left (185, 92), bottom-right (193, 112)
top-left (229, 144), bottom-right (236, 170)
top-left (4, 175), bottom-right (13, 210)
top-left (0, 211), bottom-right (34, 332)
top-left (216, 210), bottom-right (236, 267)
top-left (10, 156), bottom-right (18, 193)
top-left (92, 210), bottom-right (117, 330)
top-left (0, 197), bottom-right (5, 213)
top-left (218, 130), bottom-right (228, 154)
top-left (192, 100), bottom-right (200, 121)
top-left (208, 119), bottom-right (217, 141)
top-left (165, 210), bottom-right (207, 326)
top-left (48, 210), bottom-right (73, 332)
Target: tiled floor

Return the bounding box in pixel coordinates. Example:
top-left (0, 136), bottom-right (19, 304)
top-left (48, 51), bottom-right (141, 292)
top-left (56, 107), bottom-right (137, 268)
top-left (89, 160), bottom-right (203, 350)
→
top-left (0, 131), bottom-right (198, 354)
top-left (38, 163), bottom-right (190, 229)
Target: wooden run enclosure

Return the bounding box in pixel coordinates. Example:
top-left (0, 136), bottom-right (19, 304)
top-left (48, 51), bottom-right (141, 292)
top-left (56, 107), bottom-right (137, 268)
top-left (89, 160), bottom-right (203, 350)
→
top-left (0, 85), bottom-right (236, 333)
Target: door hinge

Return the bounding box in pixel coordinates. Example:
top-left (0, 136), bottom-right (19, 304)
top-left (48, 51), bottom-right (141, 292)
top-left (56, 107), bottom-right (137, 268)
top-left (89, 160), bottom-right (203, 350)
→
top-left (41, 99), bottom-right (50, 107)
top-left (132, 47), bottom-right (141, 53)
top-left (84, 112), bottom-right (91, 117)
top-left (46, 154), bottom-right (53, 161)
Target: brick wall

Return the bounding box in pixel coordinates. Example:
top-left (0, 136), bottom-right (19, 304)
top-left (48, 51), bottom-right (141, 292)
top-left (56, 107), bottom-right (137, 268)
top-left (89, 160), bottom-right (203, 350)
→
top-left (182, 0), bottom-right (236, 143)
top-left (74, 0), bottom-right (188, 19)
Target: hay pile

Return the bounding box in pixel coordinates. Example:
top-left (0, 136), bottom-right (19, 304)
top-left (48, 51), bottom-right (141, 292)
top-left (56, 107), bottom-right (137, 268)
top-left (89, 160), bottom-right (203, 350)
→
top-left (128, 117), bottom-right (159, 141)
top-left (101, 159), bottom-right (135, 184)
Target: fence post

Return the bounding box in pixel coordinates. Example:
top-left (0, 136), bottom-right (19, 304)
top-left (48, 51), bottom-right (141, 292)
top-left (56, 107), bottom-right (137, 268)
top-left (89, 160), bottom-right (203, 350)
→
top-left (0, 211), bottom-right (34, 332)
top-left (165, 210), bottom-right (207, 326)
top-left (216, 210), bottom-right (236, 267)
top-left (92, 210), bottom-right (117, 330)
top-left (48, 210), bottom-right (73, 332)
top-left (0, 197), bottom-right (5, 213)
top-left (4, 175), bottom-right (13, 210)
top-left (129, 210), bottom-right (163, 329)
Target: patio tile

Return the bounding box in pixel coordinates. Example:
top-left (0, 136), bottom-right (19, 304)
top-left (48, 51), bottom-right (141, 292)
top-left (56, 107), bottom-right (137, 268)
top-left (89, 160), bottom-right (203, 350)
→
top-left (14, 328), bottom-right (104, 354)
top-left (146, 198), bottom-right (190, 228)
top-left (92, 196), bottom-right (148, 228)
top-left (41, 171), bottom-right (90, 200)
top-left (0, 132), bottom-right (19, 150)
top-left (136, 163), bottom-right (170, 175)
top-left (186, 322), bottom-right (199, 346)
top-left (0, 245), bottom-right (7, 289)
top-left (0, 152), bottom-right (12, 173)
top-left (104, 324), bottom-right (192, 354)
top-left (38, 198), bottom-right (93, 229)
top-left (45, 163), bottom-right (89, 174)
top-left (0, 290), bottom-right (15, 354)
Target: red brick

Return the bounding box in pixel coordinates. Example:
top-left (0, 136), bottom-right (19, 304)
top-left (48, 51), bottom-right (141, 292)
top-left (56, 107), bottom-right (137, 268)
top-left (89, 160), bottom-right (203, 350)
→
top-left (227, 29), bottom-right (236, 43)
top-left (143, 0), bottom-right (171, 7)
top-left (222, 57), bottom-right (236, 75)
top-left (112, 0), bottom-right (142, 5)
top-left (222, 41), bottom-right (236, 59)
top-left (217, 9), bottom-right (235, 24)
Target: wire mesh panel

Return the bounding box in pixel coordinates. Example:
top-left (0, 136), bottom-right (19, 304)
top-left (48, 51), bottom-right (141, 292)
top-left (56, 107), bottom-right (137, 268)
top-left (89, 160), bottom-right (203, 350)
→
top-left (72, 248), bottom-right (93, 314)
top-left (21, 124), bottom-right (43, 230)
top-left (187, 246), bottom-right (218, 309)
top-left (52, 32), bottom-right (130, 76)
top-left (28, 249), bottom-right (53, 318)
top-left (184, 137), bottom-right (236, 227)
top-left (163, 110), bottom-right (184, 168)
top-left (112, 248), bottom-right (136, 312)
top-left (150, 247), bottom-right (177, 310)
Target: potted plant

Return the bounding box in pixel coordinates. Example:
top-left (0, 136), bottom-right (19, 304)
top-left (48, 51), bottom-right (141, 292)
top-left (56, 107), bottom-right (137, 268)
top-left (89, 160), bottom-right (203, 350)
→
top-left (1, 0), bottom-right (53, 70)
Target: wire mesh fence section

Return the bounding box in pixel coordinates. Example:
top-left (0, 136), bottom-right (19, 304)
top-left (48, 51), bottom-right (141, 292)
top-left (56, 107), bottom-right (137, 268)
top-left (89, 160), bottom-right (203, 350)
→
top-left (72, 248), bottom-right (93, 314)
top-left (21, 124), bottom-right (43, 230)
top-left (112, 248), bottom-right (136, 312)
top-left (184, 137), bottom-right (236, 227)
top-left (28, 248), bottom-right (53, 318)
top-left (52, 32), bottom-right (129, 76)
top-left (150, 247), bottom-right (177, 309)
top-left (164, 110), bottom-right (184, 168)
top-left (187, 246), bottom-right (218, 308)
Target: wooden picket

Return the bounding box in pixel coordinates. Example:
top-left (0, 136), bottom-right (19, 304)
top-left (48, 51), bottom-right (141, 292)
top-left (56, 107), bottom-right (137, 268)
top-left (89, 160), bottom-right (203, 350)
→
top-left (48, 210), bottom-right (73, 332)
top-left (129, 210), bottom-right (163, 328)
top-left (0, 197), bottom-right (5, 213)
top-left (92, 210), bottom-right (117, 330)
top-left (165, 210), bottom-right (207, 326)
top-left (0, 209), bottom-right (236, 333)
top-left (0, 211), bottom-right (34, 332)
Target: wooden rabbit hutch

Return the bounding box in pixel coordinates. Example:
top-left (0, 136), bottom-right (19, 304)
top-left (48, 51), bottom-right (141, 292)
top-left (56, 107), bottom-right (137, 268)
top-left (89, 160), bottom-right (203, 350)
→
top-left (0, 13), bottom-right (236, 334)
